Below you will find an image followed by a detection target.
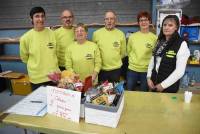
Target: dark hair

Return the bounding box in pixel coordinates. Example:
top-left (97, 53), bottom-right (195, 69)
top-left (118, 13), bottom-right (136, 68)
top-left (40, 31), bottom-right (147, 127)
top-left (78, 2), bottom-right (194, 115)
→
top-left (137, 11), bottom-right (151, 23)
top-left (30, 6), bottom-right (45, 19)
top-left (154, 15), bottom-right (181, 57)
top-left (158, 15), bottom-right (180, 41)
top-left (75, 23), bottom-right (88, 32)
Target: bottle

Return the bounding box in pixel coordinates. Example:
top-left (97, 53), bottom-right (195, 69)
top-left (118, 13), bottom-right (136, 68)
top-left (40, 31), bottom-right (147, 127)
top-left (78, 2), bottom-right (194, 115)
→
top-left (182, 71), bottom-right (189, 89)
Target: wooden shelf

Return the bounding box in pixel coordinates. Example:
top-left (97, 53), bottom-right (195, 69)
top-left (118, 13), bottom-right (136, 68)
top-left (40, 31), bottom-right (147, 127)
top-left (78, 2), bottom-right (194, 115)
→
top-left (0, 55), bottom-right (21, 61)
top-left (0, 38), bottom-right (19, 44)
top-left (51, 23), bottom-right (155, 29)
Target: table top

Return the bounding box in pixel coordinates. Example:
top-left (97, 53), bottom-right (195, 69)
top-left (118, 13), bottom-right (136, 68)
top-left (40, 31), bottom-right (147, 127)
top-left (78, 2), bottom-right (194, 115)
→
top-left (0, 71), bottom-right (24, 79)
top-left (2, 91), bottom-right (200, 134)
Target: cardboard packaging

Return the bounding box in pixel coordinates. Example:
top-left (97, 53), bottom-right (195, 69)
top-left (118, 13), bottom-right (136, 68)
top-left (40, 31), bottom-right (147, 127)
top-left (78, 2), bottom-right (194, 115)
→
top-left (84, 92), bottom-right (124, 128)
top-left (11, 75), bottom-right (32, 95)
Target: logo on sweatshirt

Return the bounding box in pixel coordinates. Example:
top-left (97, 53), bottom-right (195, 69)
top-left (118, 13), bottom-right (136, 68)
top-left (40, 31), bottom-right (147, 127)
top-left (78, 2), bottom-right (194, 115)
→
top-left (146, 43), bottom-right (153, 48)
top-left (85, 53), bottom-right (93, 60)
top-left (113, 41), bottom-right (120, 47)
top-left (47, 43), bottom-right (54, 49)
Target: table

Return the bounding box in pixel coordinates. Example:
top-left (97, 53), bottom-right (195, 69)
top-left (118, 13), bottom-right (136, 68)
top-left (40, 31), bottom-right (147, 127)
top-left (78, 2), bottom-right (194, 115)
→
top-left (1, 91), bottom-right (200, 134)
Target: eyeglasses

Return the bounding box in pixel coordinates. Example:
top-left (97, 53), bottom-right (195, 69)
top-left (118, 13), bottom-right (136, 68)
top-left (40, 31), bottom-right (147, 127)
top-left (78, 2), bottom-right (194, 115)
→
top-left (75, 29), bottom-right (86, 33)
top-left (61, 16), bottom-right (73, 19)
top-left (139, 19), bottom-right (149, 22)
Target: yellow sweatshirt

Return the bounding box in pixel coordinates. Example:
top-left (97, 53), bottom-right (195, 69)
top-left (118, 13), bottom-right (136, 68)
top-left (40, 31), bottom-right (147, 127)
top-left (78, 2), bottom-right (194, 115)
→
top-left (92, 27), bottom-right (126, 71)
top-left (20, 28), bottom-right (59, 84)
top-left (127, 31), bottom-right (157, 72)
top-left (54, 27), bottom-right (75, 67)
top-left (65, 41), bottom-right (101, 81)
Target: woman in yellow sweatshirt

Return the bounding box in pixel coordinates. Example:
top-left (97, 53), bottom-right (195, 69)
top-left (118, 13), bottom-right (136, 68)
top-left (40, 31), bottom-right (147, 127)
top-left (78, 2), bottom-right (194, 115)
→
top-left (65, 23), bottom-right (101, 82)
top-left (127, 11), bottom-right (157, 91)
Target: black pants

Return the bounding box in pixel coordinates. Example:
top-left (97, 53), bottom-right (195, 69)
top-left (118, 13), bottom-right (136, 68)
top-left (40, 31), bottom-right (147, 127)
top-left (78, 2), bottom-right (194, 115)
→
top-left (59, 66), bottom-right (65, 71)
top-left (98, 68), bottom-right (121, 83)
top-left (31, 81), bottom-right (56, 91)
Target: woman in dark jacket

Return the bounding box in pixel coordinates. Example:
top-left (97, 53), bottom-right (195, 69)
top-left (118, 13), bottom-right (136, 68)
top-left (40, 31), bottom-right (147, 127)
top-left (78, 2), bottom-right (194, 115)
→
top-left (147, 15), bottom-right (190, 93)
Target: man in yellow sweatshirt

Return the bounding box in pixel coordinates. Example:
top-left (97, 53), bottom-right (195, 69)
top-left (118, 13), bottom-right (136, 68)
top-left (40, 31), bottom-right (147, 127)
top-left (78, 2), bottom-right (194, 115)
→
top-left (92, 10), bottom-right (126, 82)
top-left (20, 7), bottom-right (59, 90)
top-left (65, 23), bottom-right (101, 82)
top-left (54, 9), bottom-right (75, 71)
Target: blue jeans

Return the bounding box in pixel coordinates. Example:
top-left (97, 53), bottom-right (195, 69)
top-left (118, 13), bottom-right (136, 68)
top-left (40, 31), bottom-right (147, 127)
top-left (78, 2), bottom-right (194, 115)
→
top-left (126, 69), bottom-right (148, 91)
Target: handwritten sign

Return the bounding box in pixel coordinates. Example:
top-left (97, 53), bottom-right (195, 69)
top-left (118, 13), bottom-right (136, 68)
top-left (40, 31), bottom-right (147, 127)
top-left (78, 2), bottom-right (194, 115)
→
top-left (47, 86), bottom-right (81, 123)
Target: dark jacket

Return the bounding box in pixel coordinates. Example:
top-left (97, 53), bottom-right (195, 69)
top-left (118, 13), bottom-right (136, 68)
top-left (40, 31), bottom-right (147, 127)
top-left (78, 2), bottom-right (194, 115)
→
top-left (151, 37), bottom-right (184, 93)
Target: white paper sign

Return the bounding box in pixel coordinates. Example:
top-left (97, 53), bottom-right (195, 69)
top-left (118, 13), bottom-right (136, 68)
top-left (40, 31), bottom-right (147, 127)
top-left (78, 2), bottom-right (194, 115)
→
top-left (47, 86), bottom-right (81, 123)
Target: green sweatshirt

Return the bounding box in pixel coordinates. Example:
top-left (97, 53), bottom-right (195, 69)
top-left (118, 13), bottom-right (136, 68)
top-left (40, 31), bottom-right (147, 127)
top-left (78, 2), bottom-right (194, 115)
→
top-left (92, 27), bottom-right (126, 71)
top-left (127, 31), bottom-right (157, 72)
top-left (65, 41), bottom-right (101, 81)
top-left (20, 28), bottom-right (59, 84)
top-left (54, 27), bottom-right (75, 67)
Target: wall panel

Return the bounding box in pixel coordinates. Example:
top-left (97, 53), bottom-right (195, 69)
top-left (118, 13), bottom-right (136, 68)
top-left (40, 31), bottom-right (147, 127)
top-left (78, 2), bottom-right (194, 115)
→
top-left (0, 0), bottom-right (151, 28)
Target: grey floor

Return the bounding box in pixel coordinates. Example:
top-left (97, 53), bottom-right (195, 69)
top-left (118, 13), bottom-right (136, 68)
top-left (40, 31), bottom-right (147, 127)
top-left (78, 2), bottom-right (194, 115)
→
top-left (0, 89), bottom-right (24, 113)
top-left (0, 89), bottom-right (38, 134)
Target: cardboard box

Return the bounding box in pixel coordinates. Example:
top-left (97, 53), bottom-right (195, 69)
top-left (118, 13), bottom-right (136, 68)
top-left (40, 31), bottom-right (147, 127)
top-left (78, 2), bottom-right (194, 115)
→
top-left (11, 75), bottom-right (32, 95)
top-left (85, 92), bottom-right (124, 128)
